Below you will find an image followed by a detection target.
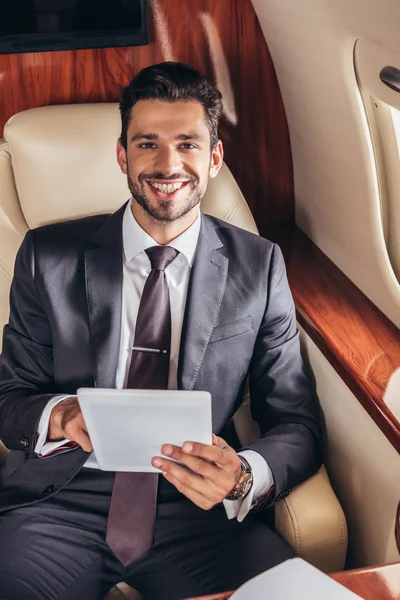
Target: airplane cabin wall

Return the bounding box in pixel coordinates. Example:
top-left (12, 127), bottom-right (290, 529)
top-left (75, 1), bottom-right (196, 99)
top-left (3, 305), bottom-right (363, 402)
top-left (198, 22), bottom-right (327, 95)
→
top-left (251, 0), bottom-right (400, 330)
top-left (0, 0), bottom-right (294, 229)
top-left (251, 0), bottom-right (400, 568)
top-left (300, 325), bottom-right (400, 567)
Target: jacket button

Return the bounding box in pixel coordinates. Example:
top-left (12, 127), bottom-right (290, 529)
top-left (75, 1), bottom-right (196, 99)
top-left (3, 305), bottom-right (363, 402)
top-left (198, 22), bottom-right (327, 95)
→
top-left (20, 437), bottom-right (29, 448)
top-left (277, 489), bottom-right (291, 501)
top-left (40, 485), bottom-right (56, 497)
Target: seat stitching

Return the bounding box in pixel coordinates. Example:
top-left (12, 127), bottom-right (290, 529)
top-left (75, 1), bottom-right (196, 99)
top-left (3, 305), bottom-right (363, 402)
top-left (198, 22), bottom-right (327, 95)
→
top-left (323, 468), bottom-right (348, 569)
top-left (335, 498), bottom-right (348, 569)
top-left (282, 497), bottom-right (301, 556)
top-left (222, 198), bottom-right (240, 223)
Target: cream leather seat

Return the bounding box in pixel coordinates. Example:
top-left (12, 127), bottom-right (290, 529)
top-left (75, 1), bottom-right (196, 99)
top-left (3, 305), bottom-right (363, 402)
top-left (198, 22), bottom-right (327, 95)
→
top-left (0, 104), bottom-right (347, 599)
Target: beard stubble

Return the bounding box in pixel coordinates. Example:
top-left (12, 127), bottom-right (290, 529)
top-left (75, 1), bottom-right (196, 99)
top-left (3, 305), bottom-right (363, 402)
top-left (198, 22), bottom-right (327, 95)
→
top-left (127, 167), bottom-right (207, 223)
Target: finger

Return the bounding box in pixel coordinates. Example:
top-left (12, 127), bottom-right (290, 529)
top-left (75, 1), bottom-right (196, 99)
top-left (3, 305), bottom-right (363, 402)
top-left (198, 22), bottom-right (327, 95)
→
top-left (62, 412), bottom-right (87, 438)
top-left (64, 420), bottom-right (93, 453)
top-left (157, 447), bottom-right (233, 490)
top-left (76, 431), bottom-right (93, 453)
top-left (156, 449), bottom-right (221, 481)
top-left (74, 430), bottom-right (93, 453)
top-left (155, 459), bottom-right (224, 506)
top-left (212, 434), bottom-right (229, 449)
top-left (68, 431), bottom-right (93, 453)
top-left (154, 449), bottom-right (239, 498)
top-left (165, 441), bottom-right (235, 469)
top-left (180, 440), bottom-right (241, 486)
top-left (162, 471), bottom-right (219, 511)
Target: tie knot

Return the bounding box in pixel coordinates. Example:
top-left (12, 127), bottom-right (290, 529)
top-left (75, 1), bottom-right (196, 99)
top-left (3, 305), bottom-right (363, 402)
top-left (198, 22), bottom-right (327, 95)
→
top-left (145, 246), bottom-right (179, 271)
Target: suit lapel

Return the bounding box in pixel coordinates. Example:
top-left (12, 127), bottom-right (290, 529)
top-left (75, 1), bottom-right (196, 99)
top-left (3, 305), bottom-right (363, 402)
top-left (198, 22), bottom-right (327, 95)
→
top-left (178, 215), bottom-right (228, 390)
top-left (85, 203), bottom-right (126, 388)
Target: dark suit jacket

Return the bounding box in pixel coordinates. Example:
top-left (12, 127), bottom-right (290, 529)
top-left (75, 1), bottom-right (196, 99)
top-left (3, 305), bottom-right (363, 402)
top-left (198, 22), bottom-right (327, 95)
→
top-left (0, 204), bottom-right (323, 512)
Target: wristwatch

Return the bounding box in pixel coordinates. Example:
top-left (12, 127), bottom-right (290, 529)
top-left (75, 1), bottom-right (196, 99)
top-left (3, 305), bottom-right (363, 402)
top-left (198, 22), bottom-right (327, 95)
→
top-left (225, 456), bottom-right (253, 501)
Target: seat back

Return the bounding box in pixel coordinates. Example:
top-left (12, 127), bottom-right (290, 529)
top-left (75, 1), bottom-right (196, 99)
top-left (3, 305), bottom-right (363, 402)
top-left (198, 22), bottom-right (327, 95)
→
top-left (0, 103), bottom-right (259, 457)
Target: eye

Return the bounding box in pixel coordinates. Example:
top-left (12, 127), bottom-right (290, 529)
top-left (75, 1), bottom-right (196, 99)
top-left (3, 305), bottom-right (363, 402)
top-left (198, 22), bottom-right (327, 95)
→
top-left (179, 143), bottom-right (197, 150)
top-left (139, 143), bottom-right (157, 149)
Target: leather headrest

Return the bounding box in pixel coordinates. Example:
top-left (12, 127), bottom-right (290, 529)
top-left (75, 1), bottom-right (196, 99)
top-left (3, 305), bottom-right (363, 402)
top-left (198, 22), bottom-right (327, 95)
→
top-left (3, 103), bottom-right (257, 234)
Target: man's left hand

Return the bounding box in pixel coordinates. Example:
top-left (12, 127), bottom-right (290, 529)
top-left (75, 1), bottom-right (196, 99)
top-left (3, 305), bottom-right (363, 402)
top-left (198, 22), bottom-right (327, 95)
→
top-left (151, 434), bottom-right (243, 510)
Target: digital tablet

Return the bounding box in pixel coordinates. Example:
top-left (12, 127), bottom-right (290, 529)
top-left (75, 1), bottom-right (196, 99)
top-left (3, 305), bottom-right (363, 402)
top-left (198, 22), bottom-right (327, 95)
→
top-left (77, 388), bottom-right (212, 472)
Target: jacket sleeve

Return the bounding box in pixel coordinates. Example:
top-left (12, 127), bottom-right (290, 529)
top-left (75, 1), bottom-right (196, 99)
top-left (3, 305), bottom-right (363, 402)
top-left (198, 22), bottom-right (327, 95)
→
top-left (0, 230), bottom-right (57, 453)
top-left (243, 243), bottom-right (323, 503)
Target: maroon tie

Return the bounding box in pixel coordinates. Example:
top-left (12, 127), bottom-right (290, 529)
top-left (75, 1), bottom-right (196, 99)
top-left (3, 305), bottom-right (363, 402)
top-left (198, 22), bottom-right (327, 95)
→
top-left (106, 246), bottom-right (179, 566)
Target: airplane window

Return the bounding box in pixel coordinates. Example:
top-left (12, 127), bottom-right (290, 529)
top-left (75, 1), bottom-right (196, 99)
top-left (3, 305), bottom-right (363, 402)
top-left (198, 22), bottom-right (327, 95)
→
top-left (384, 105), bottom-right (400, 280)
top-left (366, 98), bottom-right (400, 281)
top-left (389, 106), bottom-right (400, 159)
top-left (354, 39), bottom-right (400, 286)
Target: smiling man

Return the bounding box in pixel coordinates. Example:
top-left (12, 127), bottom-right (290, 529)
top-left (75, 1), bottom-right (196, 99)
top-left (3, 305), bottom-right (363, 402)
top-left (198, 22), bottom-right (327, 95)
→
top-left (120, 96), bottom-right (221, 241)
top-left (126, 109), bottom-right (208, 225)
top-left (0, 62), bottom-right (322, 600)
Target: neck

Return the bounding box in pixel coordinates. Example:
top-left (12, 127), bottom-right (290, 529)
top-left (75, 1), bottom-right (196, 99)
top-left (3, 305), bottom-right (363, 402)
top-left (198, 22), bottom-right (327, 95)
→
top-left (130, 203), bottom-right (200, 245)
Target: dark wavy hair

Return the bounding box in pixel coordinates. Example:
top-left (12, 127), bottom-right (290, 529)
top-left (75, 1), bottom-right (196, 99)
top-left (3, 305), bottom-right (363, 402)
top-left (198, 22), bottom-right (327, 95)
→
top-left (119, 62), bottom-right (223, 150)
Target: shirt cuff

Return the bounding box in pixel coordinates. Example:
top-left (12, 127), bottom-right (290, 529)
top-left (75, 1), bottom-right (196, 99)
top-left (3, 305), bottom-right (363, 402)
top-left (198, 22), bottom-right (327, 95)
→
top-left (34, 395), bottom-right (74, 457)
top-left (222, 450), bottom-right (274, 522)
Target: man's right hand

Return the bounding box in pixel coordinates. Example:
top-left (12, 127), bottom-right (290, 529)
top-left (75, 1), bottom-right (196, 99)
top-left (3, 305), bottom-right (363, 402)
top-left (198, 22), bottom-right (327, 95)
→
top-left (48, 396), bottom-right (93, 452)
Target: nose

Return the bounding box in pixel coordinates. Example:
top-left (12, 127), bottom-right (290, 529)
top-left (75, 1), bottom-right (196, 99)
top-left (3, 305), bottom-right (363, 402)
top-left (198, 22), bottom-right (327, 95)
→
top-left (153, 145), bottom-right (183, 176)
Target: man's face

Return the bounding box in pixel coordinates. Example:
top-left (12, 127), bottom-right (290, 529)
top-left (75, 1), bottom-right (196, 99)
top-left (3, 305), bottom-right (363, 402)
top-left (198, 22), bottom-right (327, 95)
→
top-left (117, 99), bottom-right (223, 223)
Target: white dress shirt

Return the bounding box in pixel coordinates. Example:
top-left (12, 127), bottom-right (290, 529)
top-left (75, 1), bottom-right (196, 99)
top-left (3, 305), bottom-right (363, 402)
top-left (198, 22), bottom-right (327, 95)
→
top-left (35, 202), bottom-right (274, 521)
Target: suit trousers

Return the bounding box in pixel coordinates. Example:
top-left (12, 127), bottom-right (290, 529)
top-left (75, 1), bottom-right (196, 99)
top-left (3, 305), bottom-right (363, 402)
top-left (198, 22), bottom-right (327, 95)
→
top-left (0, 467), bottom-right (294, 600)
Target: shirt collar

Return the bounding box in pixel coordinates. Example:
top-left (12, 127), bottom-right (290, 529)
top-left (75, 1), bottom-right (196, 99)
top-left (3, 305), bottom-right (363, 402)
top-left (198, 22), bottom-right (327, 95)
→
top-left (122, 200), bottom-right (201, 267)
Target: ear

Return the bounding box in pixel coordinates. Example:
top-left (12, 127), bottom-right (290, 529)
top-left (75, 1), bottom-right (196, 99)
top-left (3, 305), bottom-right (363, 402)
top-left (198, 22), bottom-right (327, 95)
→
top-left (209, 139), bottom-right (224, 179)
top-left (116, 138), bottom-right (128, 175)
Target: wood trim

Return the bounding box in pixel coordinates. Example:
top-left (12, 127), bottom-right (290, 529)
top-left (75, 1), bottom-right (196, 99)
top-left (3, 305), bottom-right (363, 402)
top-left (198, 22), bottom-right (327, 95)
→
top-left (184, 563), bottom-right (400, 600)
top-left (0, 0), bottom-right (294, 226)
top-left (260, 223), bottom-right (400, 455)
top-left (331, 562), bottom-right (400, 599)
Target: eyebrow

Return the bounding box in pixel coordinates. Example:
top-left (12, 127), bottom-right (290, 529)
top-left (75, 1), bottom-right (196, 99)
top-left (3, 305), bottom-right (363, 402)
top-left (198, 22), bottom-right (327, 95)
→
top-left (131, 133), bottom-right (158, 141)
top-left (176, 134), bottom-right (205, 142)
top-left (131, 133), bottom-right (205, 142)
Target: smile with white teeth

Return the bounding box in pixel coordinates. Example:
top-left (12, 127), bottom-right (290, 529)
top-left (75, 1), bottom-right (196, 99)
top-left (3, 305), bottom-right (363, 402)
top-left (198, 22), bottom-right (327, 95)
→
top-left (148, 181), bottom-right (188, 194)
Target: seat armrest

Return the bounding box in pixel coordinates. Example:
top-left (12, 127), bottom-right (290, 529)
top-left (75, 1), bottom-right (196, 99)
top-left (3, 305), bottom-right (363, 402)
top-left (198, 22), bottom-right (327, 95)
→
top-left (274, 465), bottom-right (347, 573)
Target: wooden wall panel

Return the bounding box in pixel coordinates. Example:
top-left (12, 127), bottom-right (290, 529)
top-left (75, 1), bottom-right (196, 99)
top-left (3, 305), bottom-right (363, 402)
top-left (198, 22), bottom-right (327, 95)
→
top-left (261, 223), bottom-right (400, 455)
top-left (0, 0), bottom-right (294, 226)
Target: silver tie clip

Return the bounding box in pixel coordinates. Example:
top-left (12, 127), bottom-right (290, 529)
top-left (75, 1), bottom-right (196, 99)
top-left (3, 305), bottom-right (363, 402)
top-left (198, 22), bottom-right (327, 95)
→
top-left (131, 346), bottom-right (168, 354)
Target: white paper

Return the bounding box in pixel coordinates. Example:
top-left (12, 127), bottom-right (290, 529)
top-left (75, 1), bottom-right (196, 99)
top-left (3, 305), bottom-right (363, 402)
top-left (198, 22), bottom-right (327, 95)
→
top-left (231, 558), bottom-right (362, 600)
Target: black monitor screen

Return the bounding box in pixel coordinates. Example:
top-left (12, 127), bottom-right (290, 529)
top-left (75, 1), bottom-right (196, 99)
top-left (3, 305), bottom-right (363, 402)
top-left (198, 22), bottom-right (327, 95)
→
top-left (0, 0), bottom-right (147, 53)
